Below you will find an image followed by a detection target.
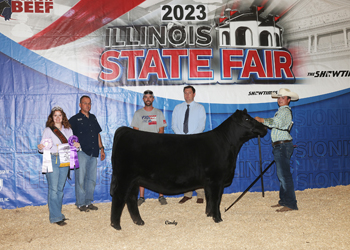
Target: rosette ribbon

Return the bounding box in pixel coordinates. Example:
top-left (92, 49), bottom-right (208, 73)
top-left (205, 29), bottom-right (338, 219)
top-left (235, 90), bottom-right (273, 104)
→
top-left (41, 138), bottom-right (53, 173)
top-left (68, 135), bottom-right (79, 169)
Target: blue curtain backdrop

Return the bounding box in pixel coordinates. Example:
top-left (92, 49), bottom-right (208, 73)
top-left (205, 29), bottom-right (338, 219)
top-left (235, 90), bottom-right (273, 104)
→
top-left (1, 43), bottom-right (349, 209)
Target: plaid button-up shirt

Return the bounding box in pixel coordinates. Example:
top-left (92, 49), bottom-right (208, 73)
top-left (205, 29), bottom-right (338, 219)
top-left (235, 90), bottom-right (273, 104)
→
top-left (263, 105), bottom-right (293, 143)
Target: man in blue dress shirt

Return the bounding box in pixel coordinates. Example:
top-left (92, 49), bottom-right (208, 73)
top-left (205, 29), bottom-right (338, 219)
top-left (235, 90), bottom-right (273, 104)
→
top-left (172, 86), bottom-right (206, 204)
top-left (69, 96), bottom-right (105, 212)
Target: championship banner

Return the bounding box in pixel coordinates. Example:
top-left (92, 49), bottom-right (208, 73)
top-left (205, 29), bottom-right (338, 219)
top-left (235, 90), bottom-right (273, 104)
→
top-left (0, 0), bottom-right (349, 209)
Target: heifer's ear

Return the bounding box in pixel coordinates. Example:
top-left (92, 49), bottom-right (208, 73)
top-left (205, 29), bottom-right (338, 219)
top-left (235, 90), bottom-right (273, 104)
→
top-left (243, 109), bottom-right (247, 113)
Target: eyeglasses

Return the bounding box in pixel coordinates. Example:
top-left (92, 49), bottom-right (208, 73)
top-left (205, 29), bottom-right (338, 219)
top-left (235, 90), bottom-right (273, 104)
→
top-left (52, 106), bottom-right (63, 112)
top-left (143, 90), bottom-right (153, 95)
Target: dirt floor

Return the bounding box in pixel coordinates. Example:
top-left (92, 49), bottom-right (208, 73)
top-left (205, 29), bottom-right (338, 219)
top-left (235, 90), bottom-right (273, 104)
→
top-left (1, 185), bottom-right (349, 250)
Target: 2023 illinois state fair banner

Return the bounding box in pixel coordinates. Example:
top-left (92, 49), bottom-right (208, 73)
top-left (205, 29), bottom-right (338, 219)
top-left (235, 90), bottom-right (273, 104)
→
top-left (0, 0), bottom-right (349, 209)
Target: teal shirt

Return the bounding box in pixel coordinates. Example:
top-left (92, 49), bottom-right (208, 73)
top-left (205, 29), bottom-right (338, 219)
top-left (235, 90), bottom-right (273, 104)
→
top-left (263, 105), bottom-right (293, 143)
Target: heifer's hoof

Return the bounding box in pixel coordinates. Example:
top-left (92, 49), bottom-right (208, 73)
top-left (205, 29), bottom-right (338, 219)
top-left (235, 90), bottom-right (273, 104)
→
top-left (205, 209), bottom-right (209, 215)
top-left (213, 217), bottom-right (223, 223)
top-left (133, 219), bottom-right (145, 226)
top-left (111, 223), bottom-right (121, 230)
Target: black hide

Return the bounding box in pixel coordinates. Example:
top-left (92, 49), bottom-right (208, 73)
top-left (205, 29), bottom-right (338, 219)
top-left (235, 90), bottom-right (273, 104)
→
top-left (110, 109), bottom-right (267, 230)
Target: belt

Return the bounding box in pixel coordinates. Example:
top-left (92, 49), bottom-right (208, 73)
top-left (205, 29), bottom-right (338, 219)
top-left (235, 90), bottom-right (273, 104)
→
top-left (51, 153), bottom-right (59, 156)
top-left (272, 140), bottom-right (292, 147)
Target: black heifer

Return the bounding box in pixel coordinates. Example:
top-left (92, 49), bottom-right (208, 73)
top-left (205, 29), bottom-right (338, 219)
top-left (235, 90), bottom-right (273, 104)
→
top-left (110, 109), bottom-right (267, 230)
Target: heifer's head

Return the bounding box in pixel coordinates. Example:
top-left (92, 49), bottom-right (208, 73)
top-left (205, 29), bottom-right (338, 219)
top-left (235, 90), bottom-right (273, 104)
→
top-left (233, 109), bottom-right (267, 139)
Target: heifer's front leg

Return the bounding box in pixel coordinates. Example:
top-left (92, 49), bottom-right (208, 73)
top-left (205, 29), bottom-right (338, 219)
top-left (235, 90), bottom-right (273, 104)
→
top-left (206, 184), bottom-right (224, 223)
top-left (126, 184), bottom-right (144, 226)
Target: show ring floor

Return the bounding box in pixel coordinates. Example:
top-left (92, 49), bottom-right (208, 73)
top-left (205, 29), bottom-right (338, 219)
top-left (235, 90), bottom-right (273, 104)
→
top-left (1, 185), bottom-right (349, 250)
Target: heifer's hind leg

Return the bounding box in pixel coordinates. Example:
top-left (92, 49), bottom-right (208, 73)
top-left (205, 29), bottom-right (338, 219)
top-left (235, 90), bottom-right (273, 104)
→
top-left (110, 177), bottom-right (134, 230)
top-left (110, 194), bottom-right (125, 230)
top-left (206, 184), bottom-right (224, 223)
top-left (205, 187), bottom-right (211, 215)
top-left (126, 183), bottom-right (144, 226)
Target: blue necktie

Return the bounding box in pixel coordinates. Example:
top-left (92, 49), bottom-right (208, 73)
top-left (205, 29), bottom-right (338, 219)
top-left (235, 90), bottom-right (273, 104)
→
top-left (183, 105), bottom-right (189, 134)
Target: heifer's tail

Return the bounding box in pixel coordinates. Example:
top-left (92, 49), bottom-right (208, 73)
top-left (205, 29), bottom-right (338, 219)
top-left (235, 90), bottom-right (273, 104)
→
top-left (110, 127), bottom-right (126, 197)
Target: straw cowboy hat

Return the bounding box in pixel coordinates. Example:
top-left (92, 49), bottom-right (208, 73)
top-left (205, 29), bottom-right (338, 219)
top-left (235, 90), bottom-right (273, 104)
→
top-left (271, 88), bottom-right (299, 101)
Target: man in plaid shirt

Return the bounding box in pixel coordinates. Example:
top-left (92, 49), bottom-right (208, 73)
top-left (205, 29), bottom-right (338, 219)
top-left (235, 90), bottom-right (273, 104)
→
top-left (255, 88), bottom-right (299, 212)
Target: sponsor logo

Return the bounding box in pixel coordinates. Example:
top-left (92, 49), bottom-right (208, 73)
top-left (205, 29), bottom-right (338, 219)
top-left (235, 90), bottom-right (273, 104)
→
top-left (308, 71), bottom-right (350, 77)
top-left (248, 90), bottom-right (277, 96)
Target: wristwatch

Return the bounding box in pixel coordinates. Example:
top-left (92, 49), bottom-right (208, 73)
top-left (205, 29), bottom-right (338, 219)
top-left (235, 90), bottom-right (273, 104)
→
top-left (99, 146), bottom-right (104, 150)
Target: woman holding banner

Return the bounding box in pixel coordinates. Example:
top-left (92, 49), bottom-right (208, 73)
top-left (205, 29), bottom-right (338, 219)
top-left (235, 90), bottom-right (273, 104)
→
top-left (37, 106), bottom-right (80, 226)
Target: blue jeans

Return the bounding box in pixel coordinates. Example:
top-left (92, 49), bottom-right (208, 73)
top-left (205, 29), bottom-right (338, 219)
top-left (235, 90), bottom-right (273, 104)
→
top-left (75, 151), bottom-right (97, 207)
top-left (46, 155), bottom-right (69, 223)
top-left (273, 141), bottom-right (298, 210)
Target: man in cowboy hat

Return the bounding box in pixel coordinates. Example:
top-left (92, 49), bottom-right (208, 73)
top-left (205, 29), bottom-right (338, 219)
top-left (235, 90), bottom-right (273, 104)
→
top-left (255, 88), bottom-right (299, 212)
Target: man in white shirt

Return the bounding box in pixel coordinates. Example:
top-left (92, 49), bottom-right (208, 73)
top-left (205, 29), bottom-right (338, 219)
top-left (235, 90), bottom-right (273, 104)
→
top-left (172, 86), bottom-right (206, 204)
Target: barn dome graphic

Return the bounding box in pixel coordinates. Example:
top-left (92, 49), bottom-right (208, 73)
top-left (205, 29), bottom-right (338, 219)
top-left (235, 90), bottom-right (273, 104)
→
top-left (216, 6), bottom-right (283, 48)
